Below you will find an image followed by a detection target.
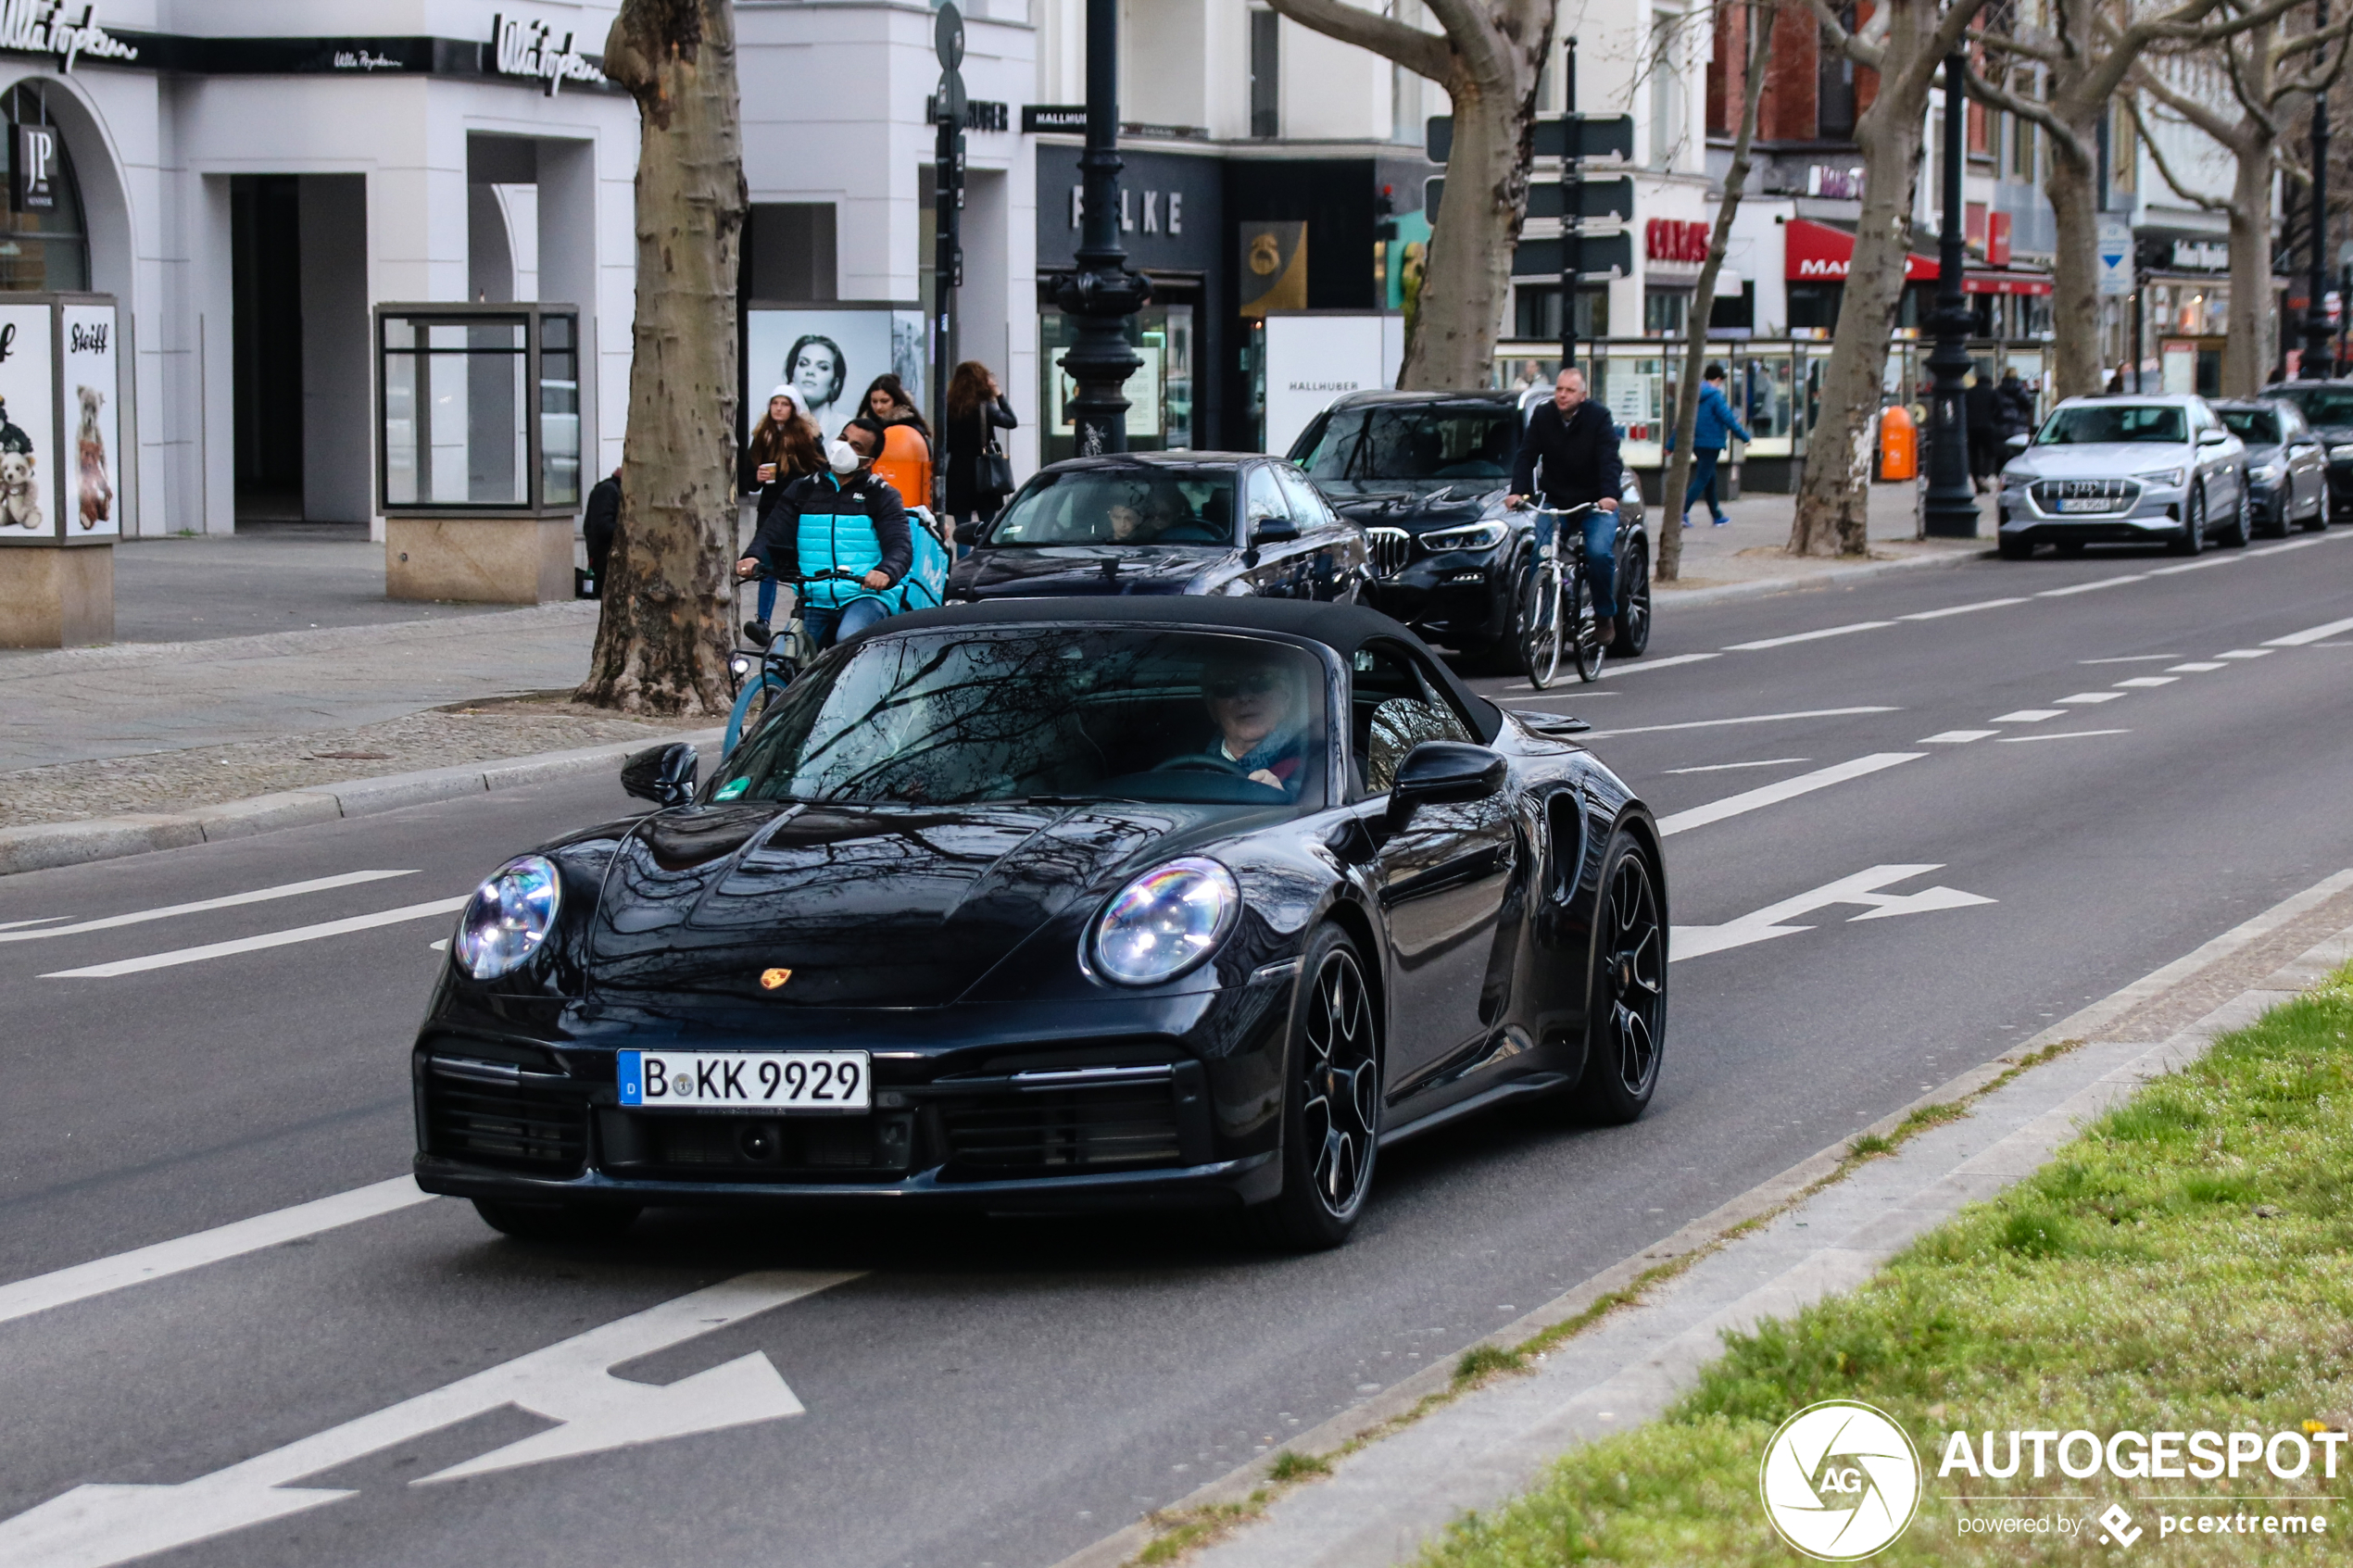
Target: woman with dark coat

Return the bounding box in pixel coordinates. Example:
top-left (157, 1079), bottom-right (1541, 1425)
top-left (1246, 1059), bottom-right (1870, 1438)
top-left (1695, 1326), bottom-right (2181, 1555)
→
top-left (942, 360), bottom-right (1019, 545)
top-left (744, 385), bottom-right (824, 632)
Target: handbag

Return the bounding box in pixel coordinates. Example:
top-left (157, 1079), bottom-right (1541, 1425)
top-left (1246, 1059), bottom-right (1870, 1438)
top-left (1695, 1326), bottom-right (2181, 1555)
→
top-left (976, 440), bottom-right (1015, 497)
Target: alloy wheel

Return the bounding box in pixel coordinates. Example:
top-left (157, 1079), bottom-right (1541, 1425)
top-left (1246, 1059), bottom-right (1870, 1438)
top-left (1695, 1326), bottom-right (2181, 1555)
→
top-left (1300, 947), bottom-right (1378, 1217)
top-left (1599, 852), bottom-right (1664, 1098)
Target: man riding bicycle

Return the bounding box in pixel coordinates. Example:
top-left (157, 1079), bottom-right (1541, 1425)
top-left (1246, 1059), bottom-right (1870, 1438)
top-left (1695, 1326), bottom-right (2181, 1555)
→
top-left (1505, 367), bottom-right (1621, 646)
top-left (736, 420), bottom-right (912, 648)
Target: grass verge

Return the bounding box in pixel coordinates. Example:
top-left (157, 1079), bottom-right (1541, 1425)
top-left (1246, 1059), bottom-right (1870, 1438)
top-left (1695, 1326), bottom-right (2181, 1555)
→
top-left (1416, 962), bottom-right (2353, 1565)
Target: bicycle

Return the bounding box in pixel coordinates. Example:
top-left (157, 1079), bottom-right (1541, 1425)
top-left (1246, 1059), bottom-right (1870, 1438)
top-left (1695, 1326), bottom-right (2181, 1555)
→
top-left (1516, 502), bottom-right (1605, 688)
top-left (722, 569), bottom-right (862, 757)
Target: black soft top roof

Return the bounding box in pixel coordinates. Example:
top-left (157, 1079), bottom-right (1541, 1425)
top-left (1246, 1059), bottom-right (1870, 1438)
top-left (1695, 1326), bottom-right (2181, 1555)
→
top-left (874, 596), bottom-right (1504, 742)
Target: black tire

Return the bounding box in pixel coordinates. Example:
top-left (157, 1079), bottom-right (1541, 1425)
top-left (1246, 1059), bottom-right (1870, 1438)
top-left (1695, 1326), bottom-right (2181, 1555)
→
top-left (2306, 495), bottom-right (2333, 533)
top-left (1997, 534), bottom-right (2033, 560)
top-left (1249, 926), bottom-right (1380, 1251)
top-left (1571, 834), bottom-right (1666, 1124)
top-left (1614, 537), bottom-right (1652, 658)
top-left (2221, 483), bottom-right (2251, 548)
top-left (1568, 570), bottom-right (1604, 683)
top-left (2169, 485), bottom-right (2206, 556)
top-left (473, 1198), bottom-right (641, 1243)
top-left (2257, 495), bottom-right (2288, 540)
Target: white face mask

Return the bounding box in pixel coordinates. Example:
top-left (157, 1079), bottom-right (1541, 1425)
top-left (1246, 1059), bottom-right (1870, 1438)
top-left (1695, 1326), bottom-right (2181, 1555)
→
top-left (826, 439), bottom-right (859, 475)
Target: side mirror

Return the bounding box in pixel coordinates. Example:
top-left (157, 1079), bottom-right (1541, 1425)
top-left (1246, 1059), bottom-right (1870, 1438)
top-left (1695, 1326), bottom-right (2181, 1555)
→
top-left (622, 742), bottom-right (699, 809)
top-left (2198, 427), bottom-right (2228, 445)
top-left (2005, 433), bottom-right (2030, 451)
top-left (1387, 740), bottom-right (1506, 828)
top-left (1252, 516), bottom-right (1301, 544)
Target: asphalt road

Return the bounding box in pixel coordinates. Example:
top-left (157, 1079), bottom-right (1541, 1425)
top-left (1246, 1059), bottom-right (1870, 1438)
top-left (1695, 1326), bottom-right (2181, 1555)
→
top-left (4, 531), bottom-right (2352, 1568)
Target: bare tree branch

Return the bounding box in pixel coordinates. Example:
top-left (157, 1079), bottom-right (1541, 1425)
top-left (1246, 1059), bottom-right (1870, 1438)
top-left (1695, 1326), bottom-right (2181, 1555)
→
top-left (2128, 92), bottom-right (2235, 209)
top-left (1264, 0), bottom-right (1453, 80)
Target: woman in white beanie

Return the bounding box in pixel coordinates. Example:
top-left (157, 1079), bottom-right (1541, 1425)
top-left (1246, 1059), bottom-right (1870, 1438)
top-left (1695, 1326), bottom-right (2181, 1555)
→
top-left (743, 384), bottom-right (823, 633)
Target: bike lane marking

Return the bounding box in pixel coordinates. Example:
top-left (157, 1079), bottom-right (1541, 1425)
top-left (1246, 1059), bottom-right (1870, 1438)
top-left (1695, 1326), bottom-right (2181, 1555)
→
top-left (1654, 754), bottom-right (1923, 838)
top-left (0, 872), bottom-right (418, 946)
top-left (42, 896), bottom-right (470, 978)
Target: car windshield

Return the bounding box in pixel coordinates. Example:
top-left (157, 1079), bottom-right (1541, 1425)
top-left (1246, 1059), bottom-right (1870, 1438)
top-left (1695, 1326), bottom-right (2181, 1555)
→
top-left (988, 470), bottom-right (1235, 546)
top-left (709, 627), bottom-right (1328, 809)
top-left (1293, 404), bottom-right (1518, 490)
top-left (2271, 384), bottom-right (2353, 426)
top-left (2035, 405), bottom-right (2187, 445)
top-left (2219, 408), bottom-right (2282, 445)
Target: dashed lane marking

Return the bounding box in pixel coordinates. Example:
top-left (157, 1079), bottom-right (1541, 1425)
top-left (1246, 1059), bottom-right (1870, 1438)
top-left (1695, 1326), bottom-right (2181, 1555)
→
top-left (2056, 691), bottom-right (2128, 704)
top-left (2216, 648), bottom-right (2274, 659)
top-left (1993, 709), bottom-right (2067, 722)
top-left (1896, 597), bottom-right (2028, 621)
top-left (2111, 675), bottom-right (2178, 687)
top-left (1721, 621), bottom-right (1895, 652)
top-left (1659, 757), bottom-right (1811, 775)
top-left (1995, 728), bottom-right (2132, 744)
top-left (2078, 654), bottom-right (2179, 664)
top-left (0, 872), bottom-right (419, 947)
top-left (1581, 706), bottom-right (1898, 740)
top-left (2038, 575), bottom-right (2147, 596)
top-left (1919, 731), bottom-right (1997, 744)
top-left (2167, 661), bottom-right (2228, 672)
top-left (1655, 754), bottom-right (1923, 838)
top-left (2266, 613), bottom-right (2353, 646)
top-left (43, 897), bottom-right (471, 979)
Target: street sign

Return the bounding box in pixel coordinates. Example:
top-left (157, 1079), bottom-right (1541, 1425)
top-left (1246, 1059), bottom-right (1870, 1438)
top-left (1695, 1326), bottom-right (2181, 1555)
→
top-left (1424, 113), bottom-right (1635, 166)
top-left (2096, 215), bottom-right (2133, 298)
top-left (935, 2), bottom-right (964, 69)
top-left (1512, 232), bottom-right (1634, 280)
top-left (1425, 173), bottom-right (1633, 224)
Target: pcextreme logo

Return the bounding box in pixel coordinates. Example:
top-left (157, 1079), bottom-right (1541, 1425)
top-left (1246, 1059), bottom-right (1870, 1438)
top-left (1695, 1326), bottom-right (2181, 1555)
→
top-left (1760, 1400), bottom-right (1923, 1561)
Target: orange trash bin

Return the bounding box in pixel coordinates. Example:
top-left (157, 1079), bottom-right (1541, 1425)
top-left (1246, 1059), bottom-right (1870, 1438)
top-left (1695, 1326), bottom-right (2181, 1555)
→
top-left (1878, 403), bottom-right (1919, 481)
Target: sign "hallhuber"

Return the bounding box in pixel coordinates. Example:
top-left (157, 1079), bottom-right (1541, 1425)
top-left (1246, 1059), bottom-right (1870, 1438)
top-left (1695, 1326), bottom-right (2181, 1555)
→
top-left (490, 12), bottom-right (607, 94)
top-left (0, 2), bottom-right (138, 72)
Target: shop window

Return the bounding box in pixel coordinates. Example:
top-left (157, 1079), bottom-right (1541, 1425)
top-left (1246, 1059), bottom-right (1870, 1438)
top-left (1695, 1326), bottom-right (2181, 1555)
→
top-left (1787, 282), bottom-right (1842, 331)
top-left (0, 85), bottom-right (88, 293)
top-left (745, 204), bottom-right (837, 302)
top-left (1708, 281), bottom-right (1755, 330)
top-left (1039, 298), bottom-right (1194, 464)
top-left (1249, 9), bottom-right (1280, 138)
top-left (1513, 283), bottom-right (1609, 341)
top-left (1818, 6), bottom-right (1857, 139)
top-left (1643, 289), bottom-right (1688, 336)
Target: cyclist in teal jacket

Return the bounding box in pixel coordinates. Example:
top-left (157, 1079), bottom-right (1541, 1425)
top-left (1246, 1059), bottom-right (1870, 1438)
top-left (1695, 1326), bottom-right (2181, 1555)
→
top-left (736, 420), bottom-right (912, 648)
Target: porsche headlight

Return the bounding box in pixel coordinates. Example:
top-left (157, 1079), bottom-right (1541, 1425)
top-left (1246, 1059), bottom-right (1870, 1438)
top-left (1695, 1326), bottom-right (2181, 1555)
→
top-left (1088, 858), bottom-right (1239, 986)
top-left (453, 855), bottom-right (562, 980)
top-left (2134, 468), bottom-right (2184, 488)
top-left (1419, 521), bottom-right (1508, 553)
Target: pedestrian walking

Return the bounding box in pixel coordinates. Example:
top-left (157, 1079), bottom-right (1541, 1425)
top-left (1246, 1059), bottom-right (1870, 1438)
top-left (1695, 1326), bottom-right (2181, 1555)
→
top-left (744, 385), bottom-right (824, 633)
top-left (1679, 362), bottom-right (1750, 528)
top-left (1996, 370), bottom-right (2037, 445)
top-left (943, 360), bottom-right (1019, 548)
top-left (1965, 371), bottom-right (2003, 493)
top-left (580, 465), bottom-right (621, 596)
top-left (860, 373), bottom-right (935, 511)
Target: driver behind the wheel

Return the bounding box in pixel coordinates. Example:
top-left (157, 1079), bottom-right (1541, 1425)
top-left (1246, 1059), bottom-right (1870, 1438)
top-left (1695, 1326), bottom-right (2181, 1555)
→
top-left (1201, 654), bottom-right (1307, 796)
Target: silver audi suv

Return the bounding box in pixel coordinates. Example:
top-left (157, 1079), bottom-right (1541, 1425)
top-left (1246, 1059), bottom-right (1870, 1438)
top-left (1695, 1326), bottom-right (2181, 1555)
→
top-left (1995, 394), bottom-right (2248, 559)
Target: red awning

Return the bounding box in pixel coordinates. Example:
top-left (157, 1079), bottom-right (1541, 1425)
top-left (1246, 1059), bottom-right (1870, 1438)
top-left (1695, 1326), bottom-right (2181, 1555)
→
top-left (1784, 219), bottom-right (1936, 282)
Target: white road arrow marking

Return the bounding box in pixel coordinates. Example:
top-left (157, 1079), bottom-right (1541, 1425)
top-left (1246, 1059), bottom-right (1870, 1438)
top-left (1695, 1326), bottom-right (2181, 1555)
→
top-left (0, 1271), bottom-right (856, 1568)
top-left (1671, 865), bottom-right (1994, 961)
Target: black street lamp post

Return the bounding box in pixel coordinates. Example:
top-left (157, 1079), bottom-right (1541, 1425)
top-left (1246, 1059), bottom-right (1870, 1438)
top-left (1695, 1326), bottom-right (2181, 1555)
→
top-left (1922, 53), bottom-right (1981, 538)
top-left (1054, 0), bottom-right (1149, 455)
top-left (2306, 0), bottom-right (2334, 379)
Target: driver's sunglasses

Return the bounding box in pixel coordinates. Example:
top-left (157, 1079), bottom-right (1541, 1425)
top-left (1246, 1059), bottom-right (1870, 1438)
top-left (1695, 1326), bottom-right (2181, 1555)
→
top-left (1205, 671), bottom-right (1284, 699)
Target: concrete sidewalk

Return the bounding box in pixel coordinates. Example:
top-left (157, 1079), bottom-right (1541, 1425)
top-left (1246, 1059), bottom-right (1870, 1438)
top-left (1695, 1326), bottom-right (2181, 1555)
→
top-left (1650, 478), bottom-right (1982, 600)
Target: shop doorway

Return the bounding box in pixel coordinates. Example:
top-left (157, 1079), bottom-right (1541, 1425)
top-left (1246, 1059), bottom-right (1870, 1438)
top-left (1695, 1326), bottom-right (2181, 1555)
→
top-left (231, 175), bottom-right (303, 524)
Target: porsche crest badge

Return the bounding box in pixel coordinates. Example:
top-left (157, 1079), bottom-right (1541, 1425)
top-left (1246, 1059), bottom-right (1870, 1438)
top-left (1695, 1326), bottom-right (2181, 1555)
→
top-left (760, 968), bottom-right (793, 990)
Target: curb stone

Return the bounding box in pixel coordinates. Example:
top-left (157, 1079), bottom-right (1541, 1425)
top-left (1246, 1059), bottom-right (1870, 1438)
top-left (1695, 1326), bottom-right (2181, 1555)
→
top-left (1652, 541), bottom-right (1989, 608)
top-left (1047, 870), bottom-right (2353, 1568)
top-left (0, 728), bottom-right (723, 878)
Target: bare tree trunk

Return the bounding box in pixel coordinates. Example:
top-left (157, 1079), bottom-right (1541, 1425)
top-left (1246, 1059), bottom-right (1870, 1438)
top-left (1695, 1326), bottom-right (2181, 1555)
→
top-left (1661, 0), bottom-right (1775, 580)
top-left (1408, 62), bottom-right (1542, 388)
top-left (577, 0), bottom-right (747, 717)
top-left (2224, 141), bottom-right (2277, 395)
top-left (1788, 104), bottom-right (1925, 550)
top-left (2045, 128), bottom-right (2105, 398)
top-left (1266, 0), bottom-right (1554, 390)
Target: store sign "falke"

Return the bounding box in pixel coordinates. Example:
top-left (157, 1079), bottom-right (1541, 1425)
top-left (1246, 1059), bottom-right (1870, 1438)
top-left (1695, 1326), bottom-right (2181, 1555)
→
top-left (490, 12), bottom-right (607, 94)
top-left (0, 1), bottom-right (138, 71)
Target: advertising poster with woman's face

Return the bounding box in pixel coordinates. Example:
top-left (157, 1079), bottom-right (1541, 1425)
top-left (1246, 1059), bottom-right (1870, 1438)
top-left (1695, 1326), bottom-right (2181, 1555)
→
top-left (745, 308), bottom-right (926, 434)
top-left (0, 302), bottom-right (56, 539)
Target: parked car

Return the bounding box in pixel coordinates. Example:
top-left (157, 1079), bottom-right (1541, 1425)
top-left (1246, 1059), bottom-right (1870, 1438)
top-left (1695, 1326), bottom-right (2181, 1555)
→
top-left (948, 453), bottom-right (1367, 603)
top-left (1286, 389), bottom-right (1651, 666)
top-left (2259, 379), bottom-right (2353, 521)
top-left (413, 598), bottom-right (1666, 1251)
top-left (2218, 397), bottom-right (2328, 535)
top-left (1994, 394), bottom-right (2248, 558)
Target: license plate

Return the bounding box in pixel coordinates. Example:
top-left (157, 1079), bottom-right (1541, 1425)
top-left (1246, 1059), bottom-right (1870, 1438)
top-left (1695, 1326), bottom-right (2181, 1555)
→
top-left (2057, 497), bottom-right (2115, 513)
top-left (617, 1049), bottom-right (871, 1112)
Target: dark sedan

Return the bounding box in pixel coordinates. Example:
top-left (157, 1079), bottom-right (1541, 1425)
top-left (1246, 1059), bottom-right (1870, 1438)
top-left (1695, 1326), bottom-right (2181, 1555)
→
top-left (948, 452), bottom-right (1368, 603)
top-left (1288, 390), bottom-right (1651, 667)
top-left (2260, 380), bottom-right (2353, 521)
top-left (2219, 397), bottom-right (2328, 535)
top-left (412, 599), bottom-right (1666, 1251)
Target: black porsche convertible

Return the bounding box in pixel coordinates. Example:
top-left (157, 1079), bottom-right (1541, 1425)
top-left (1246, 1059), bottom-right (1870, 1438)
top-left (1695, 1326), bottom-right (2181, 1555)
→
top-left (413, 599), bottom-right (1667, 1249)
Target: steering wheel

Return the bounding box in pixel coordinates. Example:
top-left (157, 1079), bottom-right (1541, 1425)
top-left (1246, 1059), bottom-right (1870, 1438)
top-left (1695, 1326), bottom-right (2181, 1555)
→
top-left (1151, 753), bottom-right (1252, 777)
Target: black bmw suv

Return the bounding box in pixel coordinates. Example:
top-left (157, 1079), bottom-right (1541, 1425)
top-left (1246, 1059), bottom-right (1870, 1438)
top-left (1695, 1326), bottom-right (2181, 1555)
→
top-left (1287, 389), bottom-right (1651, 665)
